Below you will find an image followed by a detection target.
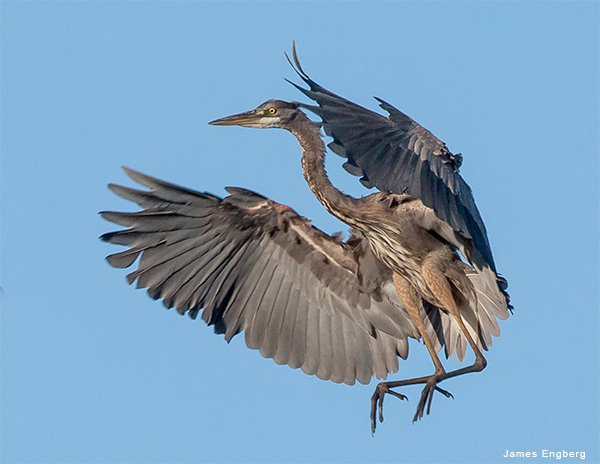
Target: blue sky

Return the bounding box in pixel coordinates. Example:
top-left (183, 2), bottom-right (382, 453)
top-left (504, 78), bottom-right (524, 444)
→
top-left (1, 2), bottom-right (598, 463)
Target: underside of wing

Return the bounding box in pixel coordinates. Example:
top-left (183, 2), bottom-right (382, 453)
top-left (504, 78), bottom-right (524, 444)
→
top-left (101, 168), bottom-right (421, 385)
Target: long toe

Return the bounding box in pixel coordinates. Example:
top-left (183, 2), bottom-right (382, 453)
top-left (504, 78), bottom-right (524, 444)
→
top-left (370, 385), bottom-right (385, 434)
top-left (370, 383), bottom-right (409, 433)
top-left (435, 386), bottom-right (453, 399)
top-left (413, 378), bottom-right (437, 422)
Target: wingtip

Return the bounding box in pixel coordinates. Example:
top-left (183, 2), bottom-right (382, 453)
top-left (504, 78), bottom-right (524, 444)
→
top-left (107, 183), bottom-right (121, 194)
top-left (120, 165), bottom-right (138, 178)
top-left (121, 166), bottom-right (142, 181)
top-left (118, 166), bottom-right (162, 189)
top-left (224, 186), bottom-right (267, 199)
top-left (285, 40), bottom-right (311, 83)
top-left (373, 96), bottom-right (390, 109)
top-left (98, 228), bottom-right (116, 242)
top-left (284, 77), bottom-right (308, 94)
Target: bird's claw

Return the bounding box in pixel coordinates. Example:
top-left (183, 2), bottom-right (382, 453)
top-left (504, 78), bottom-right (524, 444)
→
top-left (412, 378), bottom-right (453, 422)
top-left (370, 383), bottom-right (408, 434)
top-left (435, 386), bottom-right (453, 399)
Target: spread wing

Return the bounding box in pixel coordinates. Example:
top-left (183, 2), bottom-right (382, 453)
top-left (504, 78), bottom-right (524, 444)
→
top-left (100, 168), bottom-right (421, 385)
top-left (286, 47), bottom-right (497, 275)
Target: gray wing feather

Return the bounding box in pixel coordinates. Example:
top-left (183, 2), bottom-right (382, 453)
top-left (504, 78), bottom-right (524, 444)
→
top-left (302, 297), bottom-right (320, 376)
top-left (340, 315), bottom-right (358, 384)
top-left (353, 325), bottom-right (373, 384)
top-left (243, 254), bottom-right (280, 350)
top-left (261, 276), bottom-right (292, 360)
top-left (272, 285), bottom-right (300, 366)
top-left (329, 311), bottom-right (347, 384)
top-left (287, 295), bottom-right (308, 370)
top-left (316, 307), bottom-right (334, 381)
top-left (223, 245), bottom-right (274, 338)
top-left (101, 168), bottom-right (419, 385)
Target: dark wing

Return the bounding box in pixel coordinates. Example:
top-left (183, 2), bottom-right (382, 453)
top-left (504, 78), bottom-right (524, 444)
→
top-left (286, 47), bottom-right (497, 275)
top-left (101, 168), bottom-right (420, 385)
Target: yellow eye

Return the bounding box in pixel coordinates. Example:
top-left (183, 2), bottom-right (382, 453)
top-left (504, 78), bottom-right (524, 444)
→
top-left (268, 107), bottom-right (277, 115)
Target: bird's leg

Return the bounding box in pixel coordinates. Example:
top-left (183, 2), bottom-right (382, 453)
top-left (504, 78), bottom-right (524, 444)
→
top-left (421, 257), bottom-right (488, 379)
top-left (370, 273), bottom-right (448, 433)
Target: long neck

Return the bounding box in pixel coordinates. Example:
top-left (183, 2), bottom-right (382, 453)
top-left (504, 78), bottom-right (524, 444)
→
top-left (287, 116), bottom-right (358, 222)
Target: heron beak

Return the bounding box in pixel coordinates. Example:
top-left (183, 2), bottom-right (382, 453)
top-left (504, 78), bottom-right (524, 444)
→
top-left (209, 110), bottom-right (264, 127)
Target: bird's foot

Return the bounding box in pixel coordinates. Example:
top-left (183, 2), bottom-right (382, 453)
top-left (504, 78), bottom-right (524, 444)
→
top-left (412, 376), bottom-right (453, 422)
top-left (370, 382), bottom-right (408, 434)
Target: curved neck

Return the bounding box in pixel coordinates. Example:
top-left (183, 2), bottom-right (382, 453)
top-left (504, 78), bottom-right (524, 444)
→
top-left (287, 115), bottom-right (358, 222)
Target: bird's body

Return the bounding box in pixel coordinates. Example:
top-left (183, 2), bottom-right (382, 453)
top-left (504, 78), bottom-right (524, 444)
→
top-left (101, 45), bottom-right (510, 432)
top-left (354, 194), bottom-right (471, 307)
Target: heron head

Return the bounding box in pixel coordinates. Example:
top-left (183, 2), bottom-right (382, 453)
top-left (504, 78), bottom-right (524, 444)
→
top-left (209, 99), bottom-right (301, 129)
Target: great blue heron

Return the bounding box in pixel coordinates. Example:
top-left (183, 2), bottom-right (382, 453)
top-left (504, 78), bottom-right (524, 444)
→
top-left (101, 45), bottom-right (511, 432)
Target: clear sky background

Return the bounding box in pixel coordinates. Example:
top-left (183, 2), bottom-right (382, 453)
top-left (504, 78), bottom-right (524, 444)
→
top-left (1, 2), bottom-right (598, 463)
